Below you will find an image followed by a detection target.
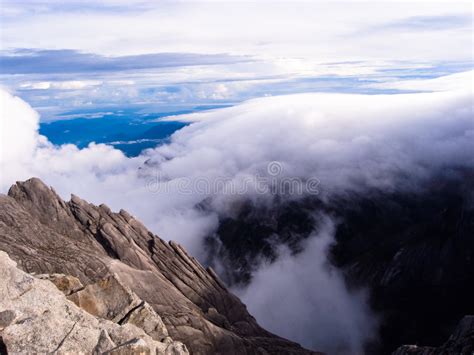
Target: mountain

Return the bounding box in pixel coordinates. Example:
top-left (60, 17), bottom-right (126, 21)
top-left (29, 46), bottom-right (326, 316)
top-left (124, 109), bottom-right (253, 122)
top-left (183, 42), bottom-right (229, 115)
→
top-left (0, 178), bottom-right (317, 355)
top-left (331, 171), bottom-right (474, 353)
top-left (205, 169), bottom-right (474, 353)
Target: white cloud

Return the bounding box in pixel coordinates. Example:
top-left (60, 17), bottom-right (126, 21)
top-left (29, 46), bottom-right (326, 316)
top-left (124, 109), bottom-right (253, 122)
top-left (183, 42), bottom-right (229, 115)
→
top-left (1, 78), bottom-right (473, 351)
top-left (2, 1), bottom-right (471, 114)
top-left (19, 80), bottom-right (103, 90)
top-left (1, 2), bottom-right (471, 63)
top-left (368, 69), bottom-right (474, 92)
top-left (0, 89), bottom-right (40, 169)
top-left (0, 88), bottom-right (138, 204)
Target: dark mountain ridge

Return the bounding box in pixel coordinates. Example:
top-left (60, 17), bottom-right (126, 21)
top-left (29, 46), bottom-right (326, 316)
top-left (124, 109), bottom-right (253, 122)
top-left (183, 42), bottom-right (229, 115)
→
top-left (205, 169), bottom-right (474, 353)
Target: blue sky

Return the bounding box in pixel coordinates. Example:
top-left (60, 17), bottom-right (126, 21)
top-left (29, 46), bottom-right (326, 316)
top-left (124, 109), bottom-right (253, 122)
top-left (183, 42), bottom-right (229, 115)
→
top-left (0, 0), bottom-right (472, 121)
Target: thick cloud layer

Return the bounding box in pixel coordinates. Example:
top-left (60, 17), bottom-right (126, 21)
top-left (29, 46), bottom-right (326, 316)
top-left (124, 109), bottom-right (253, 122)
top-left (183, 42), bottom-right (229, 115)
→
top-left (0, 75), bottom-right (472, 353)
top-left (153, 88), bottom-right (473, 201)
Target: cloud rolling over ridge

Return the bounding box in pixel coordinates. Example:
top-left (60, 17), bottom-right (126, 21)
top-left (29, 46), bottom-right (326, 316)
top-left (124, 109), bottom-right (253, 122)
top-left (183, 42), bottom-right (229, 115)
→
top-left (1, 71), bottom-right (473, 353)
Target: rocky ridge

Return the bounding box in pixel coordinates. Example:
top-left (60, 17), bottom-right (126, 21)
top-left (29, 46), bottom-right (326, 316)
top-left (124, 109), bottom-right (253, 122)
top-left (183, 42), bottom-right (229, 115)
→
top-left (207, 171), bottom-right (474, 353)
top-left (0, 178), bottom-right (316, 354)
top-left (392, 316), bottom-right (474, 354)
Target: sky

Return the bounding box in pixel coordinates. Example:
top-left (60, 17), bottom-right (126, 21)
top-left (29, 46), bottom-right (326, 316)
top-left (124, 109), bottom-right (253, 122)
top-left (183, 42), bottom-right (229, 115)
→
top-left (0, 0), bottom-right (472, 120)
top-left (0, 2), bottom-right (473, 353)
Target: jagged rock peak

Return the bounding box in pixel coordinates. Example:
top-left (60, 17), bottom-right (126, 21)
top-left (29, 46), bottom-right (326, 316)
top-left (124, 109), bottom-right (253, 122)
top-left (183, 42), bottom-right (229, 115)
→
top-left (0, 177), bottom-right (317, 354)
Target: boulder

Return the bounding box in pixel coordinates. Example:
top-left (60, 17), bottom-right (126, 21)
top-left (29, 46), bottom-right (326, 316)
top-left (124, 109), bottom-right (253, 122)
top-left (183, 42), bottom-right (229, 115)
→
top-left (0, 250), bottom-right (188, 355)
top-left (67, 275), bottom-right (142, 323)
top-left (36, 273), bottom-right (84, 295)
top-left (65, 273), bottom-right (169, 342)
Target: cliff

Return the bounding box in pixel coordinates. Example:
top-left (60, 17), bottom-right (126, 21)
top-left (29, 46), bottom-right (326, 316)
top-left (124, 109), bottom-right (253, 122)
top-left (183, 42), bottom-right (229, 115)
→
top-left (207, 171), bottom-right (474, 353)
top-left (0, 178), bottom-right (316, 355)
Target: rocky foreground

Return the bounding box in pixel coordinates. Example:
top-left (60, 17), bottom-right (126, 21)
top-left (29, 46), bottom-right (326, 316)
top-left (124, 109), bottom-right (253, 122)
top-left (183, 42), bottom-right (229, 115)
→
top-left (0, 178), bottom-right (316, 354)
top-left (0, 251), bottom-right (187, 354)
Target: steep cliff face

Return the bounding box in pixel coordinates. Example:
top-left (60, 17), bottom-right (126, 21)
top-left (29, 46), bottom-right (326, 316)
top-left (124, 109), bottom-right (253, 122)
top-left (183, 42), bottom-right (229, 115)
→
top-left (331, 173), bottom-right (474, 353)
top-left (204, 170), bottom-right (474, 353)
top-left (0, 178), bottom-right (316, 355)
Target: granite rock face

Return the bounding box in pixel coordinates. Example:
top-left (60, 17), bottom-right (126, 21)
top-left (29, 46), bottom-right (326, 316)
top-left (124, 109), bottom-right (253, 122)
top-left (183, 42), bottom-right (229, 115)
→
top-left (0, 177), bottom-right (315, 354)
top-left (0, 250), bottom-right (186, 355)
top-left (36, 273), bottom-right (84, 295)
top-left (66, 274), bottom-right (170, 342)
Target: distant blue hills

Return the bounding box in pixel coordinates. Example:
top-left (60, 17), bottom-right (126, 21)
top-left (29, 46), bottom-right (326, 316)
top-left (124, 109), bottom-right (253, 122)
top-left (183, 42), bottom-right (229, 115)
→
top-left (39, 107), bottom-right (215, 156)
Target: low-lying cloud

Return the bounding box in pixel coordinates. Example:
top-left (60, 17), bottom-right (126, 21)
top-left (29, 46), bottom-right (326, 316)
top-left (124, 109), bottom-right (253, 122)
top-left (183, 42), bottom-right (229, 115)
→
top-left (1, 71), bottom-right (472, 353)
top-left (236, 217), bottom-right (377, 354)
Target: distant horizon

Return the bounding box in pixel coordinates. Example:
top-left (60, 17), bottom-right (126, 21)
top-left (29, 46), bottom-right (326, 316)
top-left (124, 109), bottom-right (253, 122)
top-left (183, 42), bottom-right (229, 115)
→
top-left (1, 1), bottom-right (472, 119)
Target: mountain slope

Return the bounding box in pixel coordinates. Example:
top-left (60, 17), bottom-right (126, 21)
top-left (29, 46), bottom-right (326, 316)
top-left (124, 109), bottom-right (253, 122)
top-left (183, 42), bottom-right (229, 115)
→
top-left (0, 177), bottom-right (316, 355)
top-left (204, 170), bottom-right (474, 353)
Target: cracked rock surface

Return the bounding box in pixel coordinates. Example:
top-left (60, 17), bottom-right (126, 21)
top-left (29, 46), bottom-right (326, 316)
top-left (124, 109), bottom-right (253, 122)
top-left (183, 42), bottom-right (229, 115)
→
top-left (0, 250), bottom-right (187, 354)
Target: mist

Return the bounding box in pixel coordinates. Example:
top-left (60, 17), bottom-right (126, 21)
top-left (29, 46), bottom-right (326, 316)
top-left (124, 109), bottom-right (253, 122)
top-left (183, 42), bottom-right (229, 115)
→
top-left (235, 217), bottom-right (377, 354)
top-left (1, 71), bottom-right (472, 353)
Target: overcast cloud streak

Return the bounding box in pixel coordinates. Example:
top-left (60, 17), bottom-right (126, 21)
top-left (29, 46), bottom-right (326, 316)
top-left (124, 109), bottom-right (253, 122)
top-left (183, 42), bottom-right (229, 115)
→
top-left (0, 49), bottom-right (252, 74)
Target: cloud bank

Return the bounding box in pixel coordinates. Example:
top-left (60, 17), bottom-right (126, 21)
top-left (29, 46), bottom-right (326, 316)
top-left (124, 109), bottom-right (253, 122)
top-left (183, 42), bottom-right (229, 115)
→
top-left (1, 73), bottom-right (473, 353)
top-left (153, 88), bottom-right (473, 202)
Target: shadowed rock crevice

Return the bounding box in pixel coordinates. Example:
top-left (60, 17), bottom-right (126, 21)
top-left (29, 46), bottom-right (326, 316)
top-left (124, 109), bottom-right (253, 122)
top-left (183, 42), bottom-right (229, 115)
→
top-left (0, 337), bottom-right (7, 355)
top-left (51, 322), bottom-right (77, 353)
top-left (117, 301), bottom-right (146, 325)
